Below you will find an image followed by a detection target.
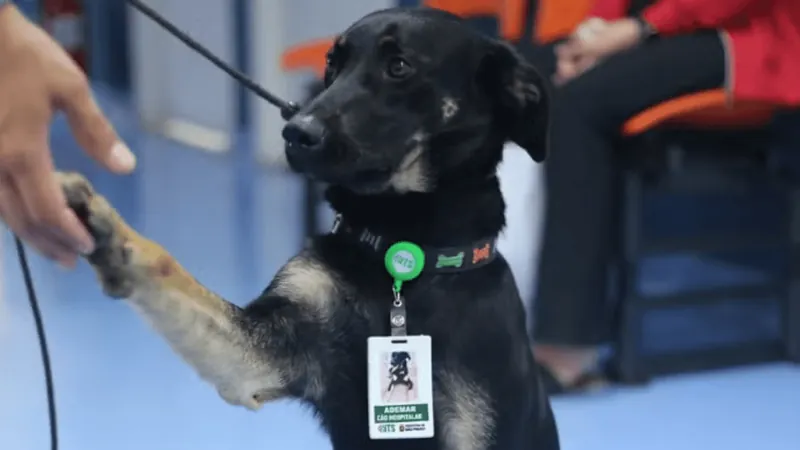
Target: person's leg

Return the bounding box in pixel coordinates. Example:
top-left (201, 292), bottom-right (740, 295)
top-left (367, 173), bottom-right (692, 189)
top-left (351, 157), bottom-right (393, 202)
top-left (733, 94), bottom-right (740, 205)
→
top-left (532, 31), bottom-right (727, 389)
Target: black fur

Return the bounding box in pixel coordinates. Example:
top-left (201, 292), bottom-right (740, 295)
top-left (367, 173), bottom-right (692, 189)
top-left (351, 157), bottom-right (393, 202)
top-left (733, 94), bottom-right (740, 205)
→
top-left (66, 7), bottom-right (557, 450)
top-left (265, 7), bottom-right (558, 450)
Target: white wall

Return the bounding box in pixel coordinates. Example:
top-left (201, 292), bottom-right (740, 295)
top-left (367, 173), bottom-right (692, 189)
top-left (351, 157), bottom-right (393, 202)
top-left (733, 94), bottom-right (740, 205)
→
top-left (497, 144), bottom-right (545, 321)
top-left (129, 0), bottom-right (236, 153)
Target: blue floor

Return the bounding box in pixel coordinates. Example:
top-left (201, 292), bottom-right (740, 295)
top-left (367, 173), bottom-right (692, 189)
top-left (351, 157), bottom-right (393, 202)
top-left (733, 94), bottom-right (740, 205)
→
top-left (1, 93), bottom-right (799, 450)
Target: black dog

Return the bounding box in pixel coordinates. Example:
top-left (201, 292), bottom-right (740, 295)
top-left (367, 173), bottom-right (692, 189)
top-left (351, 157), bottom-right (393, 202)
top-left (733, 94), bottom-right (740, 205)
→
top-left (58, 7), bottom-right (558, 450)
top-left (387, 351), bottom-right (414, 394)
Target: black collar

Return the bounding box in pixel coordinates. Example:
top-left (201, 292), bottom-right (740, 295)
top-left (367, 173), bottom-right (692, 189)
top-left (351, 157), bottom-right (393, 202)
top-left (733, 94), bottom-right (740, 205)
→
top-left (330, 215), bottom-right (498, 273)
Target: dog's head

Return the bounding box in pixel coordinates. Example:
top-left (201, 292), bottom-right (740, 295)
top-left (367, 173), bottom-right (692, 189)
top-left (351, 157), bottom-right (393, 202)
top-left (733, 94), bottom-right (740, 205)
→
top-left (282, 7), bottom-right (550, 194)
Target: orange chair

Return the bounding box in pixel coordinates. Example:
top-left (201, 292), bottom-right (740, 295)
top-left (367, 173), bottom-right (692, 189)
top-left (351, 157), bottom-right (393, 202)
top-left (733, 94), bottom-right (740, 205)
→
top-left (279, 1), bottom-right (521, 77)
top-left (423, 0), bottom-right (522, 40)
top-left (279, 0), bottom-right (592, 77)
top-left (281, 38), bottom-right (333, 78)
top-left (613, 89), bottom-right (787, 384)
top-left (622, 89), bottom-right (778, 136)
top-left (531, 0), bottom-right (595, 43)
top-left (613, 87), bottom-right (789, 384)
top-left (422, 0), bottom-right (594, 43)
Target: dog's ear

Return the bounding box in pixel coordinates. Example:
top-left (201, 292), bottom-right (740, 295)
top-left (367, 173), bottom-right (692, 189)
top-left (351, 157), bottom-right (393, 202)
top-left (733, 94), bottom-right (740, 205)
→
top-left (478, 41), bottom-right (550, 162)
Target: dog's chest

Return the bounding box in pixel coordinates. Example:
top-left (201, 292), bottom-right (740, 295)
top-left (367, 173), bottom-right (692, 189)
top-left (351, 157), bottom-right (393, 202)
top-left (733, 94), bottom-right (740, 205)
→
top-left (310, 243), bottom-right (525, 450)
top-left (316, 295), bottom-right (496, 450)
top-left (319, 368), bottom-right (495, 450)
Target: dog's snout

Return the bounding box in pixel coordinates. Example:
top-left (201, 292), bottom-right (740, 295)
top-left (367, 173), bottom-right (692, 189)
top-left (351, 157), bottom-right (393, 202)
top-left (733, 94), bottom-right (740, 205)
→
top-left (282, 114), bottom-right (327, 152)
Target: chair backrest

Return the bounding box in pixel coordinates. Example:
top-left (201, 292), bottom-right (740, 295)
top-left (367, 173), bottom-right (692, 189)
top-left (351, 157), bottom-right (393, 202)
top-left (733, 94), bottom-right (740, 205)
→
top-left (533, 0), bottom-right (594, 42)
top-left (622, 90), bottom-right (779, 136)
top-left (423, 0), bottom-right (594, 42)
top-left (423, 0), bottom-right (519, 39)
top-left (281, 0), bottom-right (597, 76)
top-left (281, 38), bottom-right (331, 78)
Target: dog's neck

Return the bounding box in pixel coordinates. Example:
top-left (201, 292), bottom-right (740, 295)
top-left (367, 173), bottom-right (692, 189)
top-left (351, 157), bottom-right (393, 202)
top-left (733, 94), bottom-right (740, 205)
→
top-left (325, 176), bottom-right (505, 248)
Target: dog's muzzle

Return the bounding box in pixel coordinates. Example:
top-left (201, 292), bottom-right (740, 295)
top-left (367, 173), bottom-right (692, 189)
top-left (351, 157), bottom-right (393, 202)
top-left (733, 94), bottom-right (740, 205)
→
top-left (283, 114), bottom-right (329, 170)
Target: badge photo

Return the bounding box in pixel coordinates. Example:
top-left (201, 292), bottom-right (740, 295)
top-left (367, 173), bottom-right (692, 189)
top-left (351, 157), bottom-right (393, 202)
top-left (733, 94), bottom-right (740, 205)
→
top-left (367, 335), bottom-right (435, 440)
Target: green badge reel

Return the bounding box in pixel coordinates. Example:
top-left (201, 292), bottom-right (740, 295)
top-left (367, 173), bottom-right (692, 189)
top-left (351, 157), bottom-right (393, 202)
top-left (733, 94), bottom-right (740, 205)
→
top-left (369, 242), bottom-right (436, 439)
top-left (384, 242), bottom-right (425, 336)
top-left (385, 241), bottom-right (425, 291)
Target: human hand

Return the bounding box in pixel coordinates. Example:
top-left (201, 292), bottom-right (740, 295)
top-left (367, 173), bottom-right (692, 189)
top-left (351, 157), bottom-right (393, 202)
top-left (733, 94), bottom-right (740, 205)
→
top-left (554, 18), bottom-right (608, 85)
top-left (0, 5), bottom-right (136, 267)
top-left (554, 43), bottom-right (599, 86)
top-left (554, 18), bottom-right (642, 85)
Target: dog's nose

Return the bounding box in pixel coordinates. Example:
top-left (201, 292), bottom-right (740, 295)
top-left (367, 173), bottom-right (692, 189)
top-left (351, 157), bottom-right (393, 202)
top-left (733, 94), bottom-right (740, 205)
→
top-left (282, 114), bottom-right (327, 152)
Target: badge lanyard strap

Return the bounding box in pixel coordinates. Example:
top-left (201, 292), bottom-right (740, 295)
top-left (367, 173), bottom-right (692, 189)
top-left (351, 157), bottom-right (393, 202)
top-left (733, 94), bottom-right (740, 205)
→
top-left (384, 242), bottom-right (425, 337)
top-left (390, 281), bottom-right (408, 336)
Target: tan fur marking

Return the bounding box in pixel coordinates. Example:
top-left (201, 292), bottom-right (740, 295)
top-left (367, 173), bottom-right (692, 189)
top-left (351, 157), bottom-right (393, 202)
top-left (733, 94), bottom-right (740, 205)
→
top-left (272, 256), bottom-right (338, 316)
top-left (57, 172), bottom-right (287, 411)
top-left (436, 370), bottom-right (495, 450)
top-left (442, 97), bottom-right (458, 121)
top-left (389, 131), bottom-right (429, 193)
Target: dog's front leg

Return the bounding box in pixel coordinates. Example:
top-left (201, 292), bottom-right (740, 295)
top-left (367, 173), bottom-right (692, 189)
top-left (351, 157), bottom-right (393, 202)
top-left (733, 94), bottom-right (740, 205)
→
top-left (58, 172), bottom-right (290, 411)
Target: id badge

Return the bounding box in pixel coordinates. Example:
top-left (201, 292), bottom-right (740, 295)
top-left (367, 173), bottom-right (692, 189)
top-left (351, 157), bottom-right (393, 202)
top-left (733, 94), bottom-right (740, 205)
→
top-left (367, 335), bottom-right (435, 439)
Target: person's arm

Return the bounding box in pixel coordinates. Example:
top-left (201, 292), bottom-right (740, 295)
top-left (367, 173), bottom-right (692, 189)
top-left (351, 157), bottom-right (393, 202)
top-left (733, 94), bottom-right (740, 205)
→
top-left (642, 0), bottom-right (764, 35)
top-left (589, 0), bottom-right (632, 21)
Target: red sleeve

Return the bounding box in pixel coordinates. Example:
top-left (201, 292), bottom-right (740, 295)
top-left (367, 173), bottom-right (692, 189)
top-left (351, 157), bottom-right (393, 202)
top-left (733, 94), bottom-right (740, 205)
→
top-left (589, 0), bottom-right (631, 20)
top-left (642, 0), bottom-right (764, 35)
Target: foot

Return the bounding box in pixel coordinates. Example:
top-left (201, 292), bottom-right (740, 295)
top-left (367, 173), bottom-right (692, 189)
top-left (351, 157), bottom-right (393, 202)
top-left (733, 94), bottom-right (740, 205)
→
top-left (533, 345), bottom-right (608, 395)
top-left (58, 172), bottom-right (140, 299)
top-left (537, 363), bottom-right (609, 396)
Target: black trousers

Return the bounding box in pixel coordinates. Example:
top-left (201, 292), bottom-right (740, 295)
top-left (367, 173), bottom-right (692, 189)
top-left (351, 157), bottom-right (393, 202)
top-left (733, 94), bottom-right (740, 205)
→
top-left (528, 32), bottom-right (727, 346)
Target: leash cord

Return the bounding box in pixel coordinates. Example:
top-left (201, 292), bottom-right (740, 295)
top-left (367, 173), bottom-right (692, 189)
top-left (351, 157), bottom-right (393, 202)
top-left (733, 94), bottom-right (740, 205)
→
top-left (125, 0), bottom-right (300, 120)
top-left (17, 2), bottom-right (301, 450)
top-left (15, 237), bottom-right (58, 450)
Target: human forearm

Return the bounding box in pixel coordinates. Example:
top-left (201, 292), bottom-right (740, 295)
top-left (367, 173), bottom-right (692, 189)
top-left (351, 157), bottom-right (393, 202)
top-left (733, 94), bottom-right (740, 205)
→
top-left (589, 0), bottom-right (631, 21)
top-left (643, 0), bottom-right (762, 35)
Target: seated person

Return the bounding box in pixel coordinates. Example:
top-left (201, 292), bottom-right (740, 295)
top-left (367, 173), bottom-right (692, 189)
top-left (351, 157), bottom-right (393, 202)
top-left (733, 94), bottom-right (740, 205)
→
top-left (526, 0), bottom-right (800, 393)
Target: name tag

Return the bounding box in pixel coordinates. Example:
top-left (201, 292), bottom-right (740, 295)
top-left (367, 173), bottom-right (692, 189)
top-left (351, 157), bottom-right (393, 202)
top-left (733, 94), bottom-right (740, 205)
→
top-left (367, 335), bottom-right (434, 440)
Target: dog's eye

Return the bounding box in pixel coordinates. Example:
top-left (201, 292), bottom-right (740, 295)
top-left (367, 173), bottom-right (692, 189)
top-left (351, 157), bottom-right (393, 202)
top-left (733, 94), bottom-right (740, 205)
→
top-left (386, 57), bottom-right (413, 80)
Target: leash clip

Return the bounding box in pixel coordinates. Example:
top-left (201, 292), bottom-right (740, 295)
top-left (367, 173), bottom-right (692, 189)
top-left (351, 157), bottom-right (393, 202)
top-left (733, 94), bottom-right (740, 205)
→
top-left (281, 101), bottom-right (301, 121)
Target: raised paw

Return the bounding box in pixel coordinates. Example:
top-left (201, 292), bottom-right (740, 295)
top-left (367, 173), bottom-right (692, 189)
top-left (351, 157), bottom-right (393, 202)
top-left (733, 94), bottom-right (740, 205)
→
top-left (58, 172), bottom-right (135, 299)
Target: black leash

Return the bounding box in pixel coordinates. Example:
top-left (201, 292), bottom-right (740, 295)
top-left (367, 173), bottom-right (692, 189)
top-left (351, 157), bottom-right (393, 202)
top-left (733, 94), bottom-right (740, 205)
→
top-left (17, 1), bottom-right (301, 449)
top-left (124, 0), bottom-right (299, 120)
top-left (15, 237), bottom-right (58, 449)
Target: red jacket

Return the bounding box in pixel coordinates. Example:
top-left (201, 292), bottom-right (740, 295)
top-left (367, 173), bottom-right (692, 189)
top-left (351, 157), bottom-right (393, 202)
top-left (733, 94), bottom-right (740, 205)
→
top-left (590, 0), bottom-right (800, 105)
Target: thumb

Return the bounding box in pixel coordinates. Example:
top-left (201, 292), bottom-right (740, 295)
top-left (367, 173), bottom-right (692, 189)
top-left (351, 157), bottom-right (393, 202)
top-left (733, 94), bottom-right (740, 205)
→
top-left (60, 85), bottom-right (136, 174)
